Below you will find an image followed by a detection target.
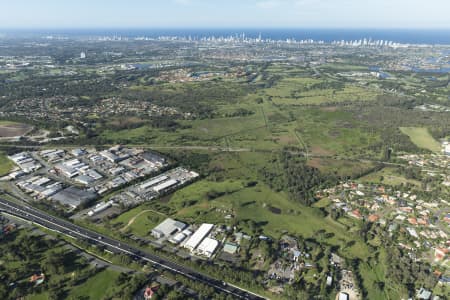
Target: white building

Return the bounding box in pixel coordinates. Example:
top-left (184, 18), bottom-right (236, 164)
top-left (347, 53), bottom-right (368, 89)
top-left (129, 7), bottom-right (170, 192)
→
top-left (184, 223), bottom-right (214, 251)
top-left (196, 237), bottom-right (219, 258)
top-left (139, 175), bottom-right (168, 190)
top-left (169, 232), bottom-right (187, 244)
top-left (444, 143), bottom-right (450, 155)
top-left (151, 218), bottom-right (186, 239)
top-left (153, 179), bottom-right (178, 193)
top-left (338, 292), bottom-right (349, 300)
top-left (88, 200), bottom-right (114, 217)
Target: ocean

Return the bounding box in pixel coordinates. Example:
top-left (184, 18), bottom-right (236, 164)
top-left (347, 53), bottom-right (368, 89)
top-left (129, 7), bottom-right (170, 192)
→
top-left (3, 28), bottom-right (450, 45)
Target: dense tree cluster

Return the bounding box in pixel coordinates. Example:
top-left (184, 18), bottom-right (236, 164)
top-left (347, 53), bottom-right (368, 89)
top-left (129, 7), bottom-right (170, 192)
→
top-left (386, 245), bottom-right (437, 291)
top-left (260, 149), bottom-right (338, 205)
top-left (121, 81), bottom-right (253, 118)
top-left (280, 152), bottom-right (328, 205)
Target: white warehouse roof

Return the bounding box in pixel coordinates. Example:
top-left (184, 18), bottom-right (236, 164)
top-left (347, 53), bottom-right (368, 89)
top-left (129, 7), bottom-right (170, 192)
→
top-left (338, 292), bottom-right (349, 300)
top-left (169, 232), bottom-right (187, 244)
top-left (151, 218), bottom-right (186, 238)
top-left (140, 175), bottom-right (168, 190)
top-left (153, 178), bottom-right (178, 193)
top-left (196, 237), bottom-right (219, 257)
top-left (184, 223), bottom-right (214, 251)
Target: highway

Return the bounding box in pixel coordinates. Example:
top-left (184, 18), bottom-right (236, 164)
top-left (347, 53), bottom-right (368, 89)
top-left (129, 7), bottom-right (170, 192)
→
top-left (0, 197), bottom-right (265, 300)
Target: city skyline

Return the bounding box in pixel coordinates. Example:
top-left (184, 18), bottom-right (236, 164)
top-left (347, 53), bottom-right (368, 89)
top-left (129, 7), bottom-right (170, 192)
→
top-left (1, 0), bottom-right (450, 29)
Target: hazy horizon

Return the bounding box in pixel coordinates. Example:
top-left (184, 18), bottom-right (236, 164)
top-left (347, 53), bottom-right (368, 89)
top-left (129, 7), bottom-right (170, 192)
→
top-left (1, 0), bottom-right (450, 29)
top-left (3, 27), bottom-right (449, 45)
top-left (2, 27), bottom-right (450, 30)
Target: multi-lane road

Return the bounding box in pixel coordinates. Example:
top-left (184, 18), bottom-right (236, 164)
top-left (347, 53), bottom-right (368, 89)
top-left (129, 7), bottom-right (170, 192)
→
top-left (0, 197), bottom-right (265, 300)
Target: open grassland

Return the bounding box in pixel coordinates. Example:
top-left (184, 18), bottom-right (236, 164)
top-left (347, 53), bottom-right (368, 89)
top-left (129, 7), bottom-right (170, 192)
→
top-left (68, 269), bottom-right (120, 300)
top-left (266, 80), bottom-right (379, 106)
top-left (358, 167), bottom-right (421, 186)
top-left (100, 103), bottom-right (380, 159)
top-left (319, 63), bottom-right (369, 71)
top-left (292, 108), bottom-right (380, 156)
top-left (183, 111), bottom-right (266, 140)
top-left (307, 157), bottom-right (376, 178)
top-left (169, 178), bottom-right (370, 259)
top-left (100, 72), bottom-right (383, 160)
top-left (101, 125), bottom-right (151, 142)
top-left (400, 127), bottom-right (441, 153)
top-left (111, 207), bottom-right (167, 237)
top-left (0, 152), bottom-right (14, 176)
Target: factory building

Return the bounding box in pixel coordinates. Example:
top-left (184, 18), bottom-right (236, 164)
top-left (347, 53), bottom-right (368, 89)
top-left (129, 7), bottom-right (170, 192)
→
top-left (196, 237), bottom-right (219, 258)
top-left (184, 223), bottom-right (214, 251)
top-left (151, 218), bottom-right (187, 239)
top-left (153, 179), bottom-right (178, 193)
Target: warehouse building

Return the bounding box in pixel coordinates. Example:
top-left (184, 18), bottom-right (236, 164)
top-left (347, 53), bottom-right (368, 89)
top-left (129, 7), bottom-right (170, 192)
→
top-left (169, 232), bottom-right (187, 244)
top-left (196, 237), bottom-right (219, 258)
top-left (223, 242), bottom-right (239, 254)
top-left (152, 179), bottom-right (178, 193)
top-left (139, 175), bottom-right (168, 191)
top-left (141, 151), bottom-right (166, 166)
top-left (71, 148), bottom-right (87, 157)
top-left (88, 200), bottom-right (114, 217)
top-left (99, 150), bottom-right (120, 163)
top-left (51, 186), bottom-right (97, 209)
top-left (184, 223), bottom-right (214, 251)
top-left (151, 218), bottom-right (187, 239)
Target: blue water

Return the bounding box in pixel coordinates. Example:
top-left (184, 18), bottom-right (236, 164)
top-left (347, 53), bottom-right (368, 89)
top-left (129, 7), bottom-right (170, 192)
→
top-left (3, 28), bottom-right (450, 45)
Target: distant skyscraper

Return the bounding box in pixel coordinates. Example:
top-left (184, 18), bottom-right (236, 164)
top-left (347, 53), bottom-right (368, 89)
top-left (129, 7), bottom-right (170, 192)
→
top-left (80, 51), bottom-right (86, 59)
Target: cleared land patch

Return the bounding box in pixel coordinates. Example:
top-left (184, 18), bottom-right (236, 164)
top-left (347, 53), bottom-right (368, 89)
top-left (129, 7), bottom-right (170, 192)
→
top-left (264, 77), bottom-right (379, 105)
top-left (0, 121), bottom-right (33, 137)
top-left (400, 127), bottom-right (441, 153)
top-left (112, 206), bottom-right (167, 237)
top-left (358, 167), bottom-right (421, 186)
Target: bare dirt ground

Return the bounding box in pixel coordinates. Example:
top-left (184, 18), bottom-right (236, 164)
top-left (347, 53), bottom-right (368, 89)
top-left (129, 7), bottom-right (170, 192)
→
top-left (0, 123), bottom-right (33, 137)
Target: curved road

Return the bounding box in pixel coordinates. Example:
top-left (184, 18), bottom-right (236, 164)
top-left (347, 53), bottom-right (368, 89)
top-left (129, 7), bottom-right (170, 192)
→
top-left (0, 197), bottom-right (265, 300)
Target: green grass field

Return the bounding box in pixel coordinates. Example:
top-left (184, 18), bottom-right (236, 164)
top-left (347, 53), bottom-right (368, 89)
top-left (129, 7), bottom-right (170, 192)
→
top-left (358, 167), bottom-right (421, 186)
top-left (168, 178), bottom-right (370, 259)
top-left (263, 76), bottom-right (379, 106)
top-left (99, 72), bottom-right (382, 161)
top-left (68, 269), bottom-right (120, 300)
top-left (320, 63), bottom-right (369, 71)
top-left (0, 120), bottom-right (24, 126)
top-left (400, 127), bottom-right (441, 153)
top-left (0, 152), bottom-right (14, 176)
top-left (111, 207), bottom-right (167, 237)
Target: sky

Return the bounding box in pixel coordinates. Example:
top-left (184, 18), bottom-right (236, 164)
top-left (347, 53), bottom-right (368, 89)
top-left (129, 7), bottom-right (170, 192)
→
top-left (1, 0), bottom-right (450, 29)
